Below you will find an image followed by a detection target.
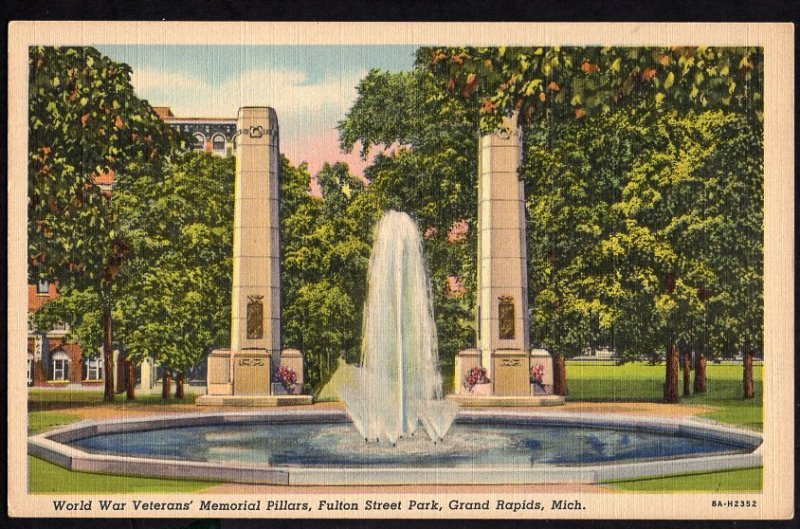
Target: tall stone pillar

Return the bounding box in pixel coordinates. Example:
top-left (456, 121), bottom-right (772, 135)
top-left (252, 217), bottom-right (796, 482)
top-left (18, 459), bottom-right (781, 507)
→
top-left (230, 107), bottom-right (281, 394)
top-left (477, 113), bottom-right (531, 396)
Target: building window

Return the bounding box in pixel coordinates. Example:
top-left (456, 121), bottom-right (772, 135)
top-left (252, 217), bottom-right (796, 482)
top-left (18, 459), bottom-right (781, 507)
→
top-left (27, 355), bottom-right (34, 385)
top-left (36, 279), bottom-right (49, 295)
top-left (51, 351), bottom-right (70, 381)
top-left (193, 133), bottom-right (206, 151)
top-left (83, 357), bottom-right (104, 381)
top-left (212, 134), bottom-right (226, 155)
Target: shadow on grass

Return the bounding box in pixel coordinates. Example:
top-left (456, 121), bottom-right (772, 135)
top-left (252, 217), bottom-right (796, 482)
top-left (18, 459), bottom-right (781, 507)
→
top-left (28, 390), bottom-right (198, 412)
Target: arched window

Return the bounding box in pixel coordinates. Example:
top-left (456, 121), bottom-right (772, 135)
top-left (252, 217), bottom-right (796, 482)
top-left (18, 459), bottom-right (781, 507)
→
top-left (51, 350), bottom-right (70, 381)
top-left (193, 133), bottom-right (206, 151)
top-left (212, 133), bottom-right (226, 155)
top-left (27, 354), bottom-right (34, 385)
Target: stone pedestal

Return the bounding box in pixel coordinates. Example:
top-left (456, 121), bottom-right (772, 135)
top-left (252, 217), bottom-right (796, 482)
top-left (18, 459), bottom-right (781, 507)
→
top-left (280, 348), bottom-right (304, 389)
top-left (477, 113), bottom-right (530, 395)
top-left (233, 350), bottom-right (271, 396)
top-left (139, 356), bottom-right (155, 391)
top-left (454, 349), bottom-right (482, 394)
top-left (207, 349), bottom-right (233, 396)
top-left (530, 348), bottom-right (554, 395)
top-left (491, 349), bottom-right (530, 396)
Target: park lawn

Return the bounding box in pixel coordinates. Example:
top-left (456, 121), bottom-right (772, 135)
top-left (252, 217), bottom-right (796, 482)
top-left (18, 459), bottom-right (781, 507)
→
top-left (29, 389), bottom-right (198, 411)
top-left (29, 411), bottom-right (83, 435)
top-left (28, 390), bottom-right (201, 435)
top-left (29, 456), bottom-right (219, 494)
top-left (605, 467), bottom-right (762, 492)
top-left (566, 361), bottom-right (763, 430)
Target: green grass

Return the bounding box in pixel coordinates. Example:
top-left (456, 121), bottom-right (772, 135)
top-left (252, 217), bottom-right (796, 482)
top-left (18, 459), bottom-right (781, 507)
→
top-left (605, 467), bottom-right (762, 492)
top-left (29, 456), bottom-right (219, 494)
top-left (28, 411), bottom-right (82, 435)
top-left (28, 389), bottom-right (198, 412)
top-left (566, 361), bottom-right (763, 430)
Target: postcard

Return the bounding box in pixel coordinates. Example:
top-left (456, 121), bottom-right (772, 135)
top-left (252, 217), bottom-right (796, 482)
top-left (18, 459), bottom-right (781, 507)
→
top-left (7, 21), bottom-right (794, 520)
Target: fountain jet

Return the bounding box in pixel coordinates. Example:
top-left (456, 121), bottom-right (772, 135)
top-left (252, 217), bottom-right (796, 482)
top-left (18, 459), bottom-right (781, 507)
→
top-left (335, 211), bottom-right (458, 444)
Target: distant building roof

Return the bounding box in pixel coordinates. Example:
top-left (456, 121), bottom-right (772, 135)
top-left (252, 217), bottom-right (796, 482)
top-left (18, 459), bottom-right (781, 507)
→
top-left (166, 116), bottom-right (236, 123)
top-left (152, 106), bottom-right (174, 119)
top-left (153, 106), bottom-right (234, 123)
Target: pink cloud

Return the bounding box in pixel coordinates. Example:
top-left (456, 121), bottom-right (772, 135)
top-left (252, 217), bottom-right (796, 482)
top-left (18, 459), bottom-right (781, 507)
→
top-left (282, 128), bottom-right (373, 186)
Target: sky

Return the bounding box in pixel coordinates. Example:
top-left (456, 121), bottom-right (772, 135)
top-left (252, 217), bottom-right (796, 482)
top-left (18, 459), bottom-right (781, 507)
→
top-left (98, 45), bottom-right (417, 179)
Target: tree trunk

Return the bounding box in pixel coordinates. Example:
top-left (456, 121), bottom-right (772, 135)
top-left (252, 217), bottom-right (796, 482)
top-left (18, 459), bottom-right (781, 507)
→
top-left (175, 371), bottom-right (185, 400)
top-left (34, 359), bottom-right (48, 385)
top-left (682, 351), bottom-right (692, 397)
top-left (125, 360), bottom-right (135, 400)
top-left (693, 353), bottom-right (707, 393)
top-left (553, 353), bottom-right (568, 396)
top-left (161, 370), bottom-right (172, 400)
top-left (663, 344), bottom-right (680, 403)
top-left (102, 307), bottom-right (115, 402)
top-left (743, 350), bottom-right (755, 399)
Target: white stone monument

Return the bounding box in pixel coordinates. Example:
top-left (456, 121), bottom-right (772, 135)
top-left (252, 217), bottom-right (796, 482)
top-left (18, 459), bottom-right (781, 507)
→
top-left (198, 107), bottom-right (310, 405)
top-left (476, 113), bottom-right (531, 396)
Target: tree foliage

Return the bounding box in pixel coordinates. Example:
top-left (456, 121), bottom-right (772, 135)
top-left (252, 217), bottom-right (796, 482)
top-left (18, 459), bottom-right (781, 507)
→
top-left (423, 46), bottom-right (762, 131)
top-left (280, 160), bottom-right (370, 390)
top-left (28, 46), bottom-right (183, 400)
top-left (28, 46), bottom-right (181, 288)
top-left (524, 107), bottom-right (762, 365)
top-left (115, 153), bottom-right (235, 380)
top-left (338, 68), bottom-right (480, 385)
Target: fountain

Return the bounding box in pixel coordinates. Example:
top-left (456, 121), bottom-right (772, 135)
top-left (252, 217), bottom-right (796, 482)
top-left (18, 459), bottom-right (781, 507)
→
top-left (31, 210), bottom-right (763, 485)
top-left (334, 211), bottom-right (459, 445)
top-left (26, 109), bottom-right (763, 488)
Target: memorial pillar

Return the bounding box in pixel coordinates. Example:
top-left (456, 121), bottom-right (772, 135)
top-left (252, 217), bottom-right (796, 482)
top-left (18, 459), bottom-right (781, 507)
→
top-left (476, 113), bottom-right (531, 396)
top-left (228, 107), bottom-right (281, 395)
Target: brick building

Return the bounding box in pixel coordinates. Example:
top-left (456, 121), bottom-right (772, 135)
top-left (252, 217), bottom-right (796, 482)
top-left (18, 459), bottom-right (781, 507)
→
top-left (28, 107), bottom-right (235, 390)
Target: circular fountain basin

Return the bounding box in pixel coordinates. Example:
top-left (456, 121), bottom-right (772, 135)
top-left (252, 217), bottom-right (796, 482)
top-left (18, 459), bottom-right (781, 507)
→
top-left (29, 410), bottom-right (762, 486)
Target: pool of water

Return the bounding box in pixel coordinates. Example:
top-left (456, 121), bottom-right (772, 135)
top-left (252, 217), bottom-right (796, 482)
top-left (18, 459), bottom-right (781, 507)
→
top-left (69, 420), bottom-right (751, 468)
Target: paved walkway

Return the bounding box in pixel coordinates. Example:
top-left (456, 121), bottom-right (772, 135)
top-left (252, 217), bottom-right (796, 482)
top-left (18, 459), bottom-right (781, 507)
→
top-left (47, 400), bottom-right (715, 422)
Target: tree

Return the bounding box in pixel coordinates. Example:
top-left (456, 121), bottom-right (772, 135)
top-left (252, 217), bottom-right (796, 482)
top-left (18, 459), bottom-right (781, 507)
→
top-left (425, 46), bottom-right (763, 401)
top-left (281, 160), bottom-right (371, 390)
top-left (115, 152), bottom-right (235, 399)
top-left (338, 69), bottom-right (480, 387)
top-left (423, 46), bottom-right (762, 131)
top-left (28, 46), bottom-right (181, 400)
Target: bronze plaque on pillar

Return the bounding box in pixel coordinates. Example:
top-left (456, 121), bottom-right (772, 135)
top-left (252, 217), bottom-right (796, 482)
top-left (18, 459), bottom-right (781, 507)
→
top-left (498, 295), bottom-right (515, 339)
top-left (247, 295), bottom-right (264, 339)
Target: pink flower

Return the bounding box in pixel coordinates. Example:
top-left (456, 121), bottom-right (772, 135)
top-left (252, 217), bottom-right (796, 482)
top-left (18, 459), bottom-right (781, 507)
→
top-left (530, 364), bottom-right (545, 384)
top-left (276, 365), bottom-right (297, 390)
top-left (463, 366), bottom-right (490, 391)
top-left (447, 219), bottom-right (469, 243)
top-left (446, 274), bottom-right (465, 297)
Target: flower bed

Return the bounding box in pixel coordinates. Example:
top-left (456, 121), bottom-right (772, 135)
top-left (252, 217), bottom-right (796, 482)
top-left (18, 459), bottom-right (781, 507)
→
top-left (463, 366), bottom-right (490, 393)
top-left (275, 365), bottom-right (298, 393)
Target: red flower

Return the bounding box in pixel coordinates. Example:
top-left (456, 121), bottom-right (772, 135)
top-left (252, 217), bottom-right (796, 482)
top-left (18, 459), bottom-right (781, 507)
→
top-left (276, 365), bottom-right (297, 390)
top-left (530, 364), bottom-right (545, 384)
top-left (463, 366), bottom-right (490, 391)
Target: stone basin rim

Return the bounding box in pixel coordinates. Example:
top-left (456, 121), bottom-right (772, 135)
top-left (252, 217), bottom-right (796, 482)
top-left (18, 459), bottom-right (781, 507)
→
top-left (28, 409), bottom-right (763, 486)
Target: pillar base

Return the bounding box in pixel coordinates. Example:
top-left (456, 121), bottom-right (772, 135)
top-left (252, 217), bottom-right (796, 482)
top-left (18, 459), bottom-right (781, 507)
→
top-left (195, 395), bottom-right (313, 407)
top-left (446, 394), bottom-right (565, 407)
